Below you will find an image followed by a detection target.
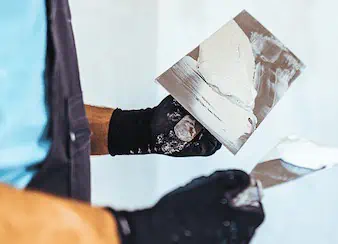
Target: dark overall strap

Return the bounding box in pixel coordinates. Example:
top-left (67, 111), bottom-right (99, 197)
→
top-left (27, 0), bottom-right (91, 203)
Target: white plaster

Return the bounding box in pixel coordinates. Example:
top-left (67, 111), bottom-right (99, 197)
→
top-left (262, 136), bottom-right (338, 170)
top-left (250, 32), bottom-right (286, 62)
top-left (161, 55), bottom-right (256, 153)
top-left (198, 20), bottom-right (257, 110)
top-left (159, 20), bottom-right (259, 154)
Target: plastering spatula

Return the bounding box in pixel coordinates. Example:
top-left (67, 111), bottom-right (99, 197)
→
top-left (231, 136), bottom-right (338, 207)
top-left (157, 10), bottom-right (305, 155)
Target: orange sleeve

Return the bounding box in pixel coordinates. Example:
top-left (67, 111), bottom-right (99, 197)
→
top-left (0, 183), bottom-right (120, 244)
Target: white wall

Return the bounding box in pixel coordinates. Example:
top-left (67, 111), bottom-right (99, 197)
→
top-left (70, 0), bottom-right (338, 242)
top-left (69, 0), bottom-right (162, 209)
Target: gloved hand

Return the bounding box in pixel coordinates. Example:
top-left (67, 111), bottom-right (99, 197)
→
top-left (108, 95), bottom-right (221, 157)
top-left (109, 170), bottom-right (265, 244)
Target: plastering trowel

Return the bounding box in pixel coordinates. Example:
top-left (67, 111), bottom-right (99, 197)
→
top-left (157, 10), bottom-right (305, 155)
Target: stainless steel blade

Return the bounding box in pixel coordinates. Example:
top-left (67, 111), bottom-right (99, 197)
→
top-left (232, 136), bottom-right (338, 207)
top-left (250, 159), bottom-right (318, 189)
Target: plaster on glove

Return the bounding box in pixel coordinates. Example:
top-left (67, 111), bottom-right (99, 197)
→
top-left (108, 95), bottom-right (221, 157)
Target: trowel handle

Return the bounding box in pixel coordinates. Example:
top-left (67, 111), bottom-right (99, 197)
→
top-left (174, 115), bottom-right (203, 142)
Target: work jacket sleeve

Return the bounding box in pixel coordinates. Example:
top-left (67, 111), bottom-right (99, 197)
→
top-left (0, 183), bottom-right (120, 244)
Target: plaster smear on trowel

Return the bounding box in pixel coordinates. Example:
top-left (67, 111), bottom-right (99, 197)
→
top-left (198, 20), bottom-right (258, 111)
top-left (250, 32), bottom-right (286, 63)
top-left (283, 53), bottom-right (304, 71)
top-left (170, 56), bottom-right (255, 152)
top-left (253, 62), bottom-right (264, 93)
top-left (249, 31), bottom-right (303, 117)
top-left (168, 19), bottom-right (258, 152)
top-left (262, 136), bottom-right (338, 170)
top-left (196, 20), bottom-right (258, 148)
top-left (272, 68), bottom-right (296, 105)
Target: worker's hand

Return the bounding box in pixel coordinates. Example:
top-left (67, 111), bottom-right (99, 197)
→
top-left (109, 170), bottom-right (265, 244)
top-left (150, 95), bottom-right (221, 156)
top-left (108, 95), bottom-right (221, 157)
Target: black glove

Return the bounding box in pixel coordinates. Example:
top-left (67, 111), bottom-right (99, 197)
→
top-left (108, 170), bottom-right (265, 244)
top-left (108, 95), bottom-right (221, 157)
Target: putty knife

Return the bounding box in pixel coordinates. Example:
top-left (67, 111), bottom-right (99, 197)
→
top-left (231, 136), bottom-right (338, 207)
top-left (174, 129), bottom-right (338, 206)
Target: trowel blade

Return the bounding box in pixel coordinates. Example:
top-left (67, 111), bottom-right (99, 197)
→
top-left (250, 159), bottom-right (321, 189)
top-left (232, 136), bottom-right (338, 208)
top-left (250, 136), bottom-right (338, 189)
top-left (156, 10), bottom-right (305, 155)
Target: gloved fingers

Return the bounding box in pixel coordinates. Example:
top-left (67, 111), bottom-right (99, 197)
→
top-left (231, 201), bottom-right (265, 231)
top-left (158, 95), bottom-right (189, 115)
top-left (222, 175), bottom-right (265, 238)
top-left (159, 170), bottom-right (250, 203)
top-left (168, 129), bottom-right (221, 157)
top-left (227, 177), bottom-right (265, 220)
top-left (210, 170), bottom-right (251, 196)
top-left (158, 95), bottom-right (222, 148)
top-left (175, 170), bottom-right (251, 197)
top-left (152, 131), bottom-right (191, 156)
top-left (193, 129), bottom-right (222, 154)
top-left (153, 95), bottom-right (190, 130)
top-left (231, 178), bottom-right (264, 208)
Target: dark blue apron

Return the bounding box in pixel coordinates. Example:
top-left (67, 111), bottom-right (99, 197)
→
top-left (27, 0), bottom-right (92, 203)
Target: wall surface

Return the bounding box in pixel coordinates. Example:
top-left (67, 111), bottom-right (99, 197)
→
top-left (70, 0), bottom-right (338, 242)
top-left (69, 0), bottom-right (161, 208)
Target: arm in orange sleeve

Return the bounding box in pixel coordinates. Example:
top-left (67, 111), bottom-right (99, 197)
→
top-left (85, 94), bottom-right (221, 158)
top-left (0, 183), bottom-right (120, 244)
top-left (83, 46), bottom-right (199, 156)
top-left (85, 105), bottom-right (114, 156)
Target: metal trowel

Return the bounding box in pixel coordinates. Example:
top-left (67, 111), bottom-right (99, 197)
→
top-left (157, 10), bottom-right (305, 155)
top-left (232, 135), bottom-right (338, 207)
